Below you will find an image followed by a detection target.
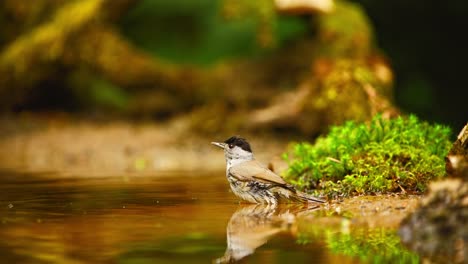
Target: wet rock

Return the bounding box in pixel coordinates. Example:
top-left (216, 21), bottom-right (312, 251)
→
top-left (446, 123), bottom-right (468, 179)
top-left (399, 179), bottom-right (468, 263)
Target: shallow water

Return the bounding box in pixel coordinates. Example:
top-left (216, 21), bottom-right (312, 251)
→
top-left (0, 171), bottom-right (419, 263)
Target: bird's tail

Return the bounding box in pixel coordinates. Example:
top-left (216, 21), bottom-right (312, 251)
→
top-left (294, 191), bottom-right (326, 204)
top-left (276, 186), bottom-right (326, 204)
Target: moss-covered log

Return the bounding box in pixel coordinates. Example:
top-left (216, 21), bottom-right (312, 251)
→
top-left (0, 0), bottom-right (200, 108)
top-left (243, 0), bottom-right (398, 135)
top-left (1, 0), bottom-right (400, 138)
top-left (0, 0), bottom-right (104, 107)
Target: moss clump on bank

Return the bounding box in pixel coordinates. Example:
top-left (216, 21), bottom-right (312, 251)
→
top-left (284, 115), bottom-right (452, 197)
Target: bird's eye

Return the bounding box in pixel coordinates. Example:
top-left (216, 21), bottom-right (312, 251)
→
top-left (229, 144), bottom-right (234, 149)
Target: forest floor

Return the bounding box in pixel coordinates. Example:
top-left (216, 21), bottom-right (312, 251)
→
top-left (0, 114), bottom-right (289, 176)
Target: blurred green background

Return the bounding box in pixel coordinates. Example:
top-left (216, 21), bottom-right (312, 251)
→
top-left (120, 0), bottom-right (467, 130)
top-left (1, 0), bottom-right (466, 131)
top-left (119, 0), bottom-right (306, 65)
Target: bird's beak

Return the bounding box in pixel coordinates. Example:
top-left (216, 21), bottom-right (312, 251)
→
top-left (211, 142), bottom-right (226, 149)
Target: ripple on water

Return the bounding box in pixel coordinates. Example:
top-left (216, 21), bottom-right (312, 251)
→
top-left (0, 170), bottom-right (425, 263)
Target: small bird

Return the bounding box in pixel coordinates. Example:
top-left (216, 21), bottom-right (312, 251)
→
top-left (211, 136), bottom-right (325, 205)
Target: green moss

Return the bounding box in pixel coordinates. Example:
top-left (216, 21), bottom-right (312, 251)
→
top-left (284, 115), bottom-right (452, 197)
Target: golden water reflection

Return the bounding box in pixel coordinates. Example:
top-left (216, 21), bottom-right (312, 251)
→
top-left (215, 204), bottom-right (320, 263)
top-left (0, 171), bottom-right (421, 263)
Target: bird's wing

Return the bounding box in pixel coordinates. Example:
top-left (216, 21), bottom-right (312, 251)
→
top-left (229, 160), bottom-right (288, 186)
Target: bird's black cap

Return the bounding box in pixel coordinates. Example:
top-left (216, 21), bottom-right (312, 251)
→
top-left (224, 136), bottom-right (252, 152)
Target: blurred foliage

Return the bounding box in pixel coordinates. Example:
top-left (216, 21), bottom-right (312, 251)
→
top-left (68, 71), bottom-right (130, 112)
top-left (316, 0), bottom-right (373, 58)
top-left (284, 114), bottom-right (452, 197)
top-left (119, 0), bottom-right (307, 65)
top-left (221, 0), bottom-right (277, 47)
top-left (187, 0), bottom-right (397, 136)
top-left (1, 0), bottom-right (463, 136)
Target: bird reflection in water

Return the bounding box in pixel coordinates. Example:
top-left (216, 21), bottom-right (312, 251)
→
top-left (214, 204), bottom-right (320, 263)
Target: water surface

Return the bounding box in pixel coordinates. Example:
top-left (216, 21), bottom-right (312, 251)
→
top-left (0, 171), bottom-right (418, 263)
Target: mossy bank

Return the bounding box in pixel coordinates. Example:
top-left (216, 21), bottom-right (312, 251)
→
top-left (284, 115), bottom-right (452, 197)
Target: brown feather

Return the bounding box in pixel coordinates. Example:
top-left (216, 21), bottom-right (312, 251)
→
top-left (229, 160), bottom-right (287, 185)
